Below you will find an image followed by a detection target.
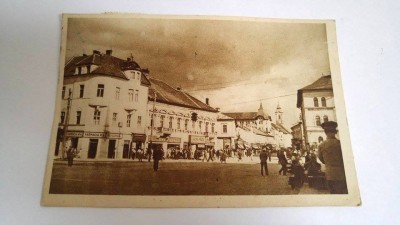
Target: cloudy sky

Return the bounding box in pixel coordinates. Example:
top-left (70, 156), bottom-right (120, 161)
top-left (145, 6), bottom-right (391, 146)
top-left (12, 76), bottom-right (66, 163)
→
top-left (66, 16), bottom-right (331, 127)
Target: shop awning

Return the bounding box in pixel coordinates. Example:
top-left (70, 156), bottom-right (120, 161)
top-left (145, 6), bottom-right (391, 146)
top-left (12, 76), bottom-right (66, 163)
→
top-left (237, 144), bottom-right (245, 149)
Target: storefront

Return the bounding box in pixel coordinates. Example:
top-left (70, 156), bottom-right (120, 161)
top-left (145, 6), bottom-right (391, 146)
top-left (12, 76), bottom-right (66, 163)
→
top-left (189, 135), bottom-right (206, 151)
top-left (131, 133), bottom-right (146, 150)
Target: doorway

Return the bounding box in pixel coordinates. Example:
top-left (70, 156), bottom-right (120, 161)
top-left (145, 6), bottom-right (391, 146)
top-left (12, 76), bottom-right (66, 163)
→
top-left (107, 139), bottom-right (116, 159)
top-left (123, 141), bottom-right (130, 159)
top-left (88, 139), bottom-right (98, 159)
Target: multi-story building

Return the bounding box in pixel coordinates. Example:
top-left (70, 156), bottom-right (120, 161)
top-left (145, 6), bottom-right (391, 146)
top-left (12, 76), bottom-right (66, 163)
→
top-left (57, 50), bottom-right (150, 159)
top-left (290, 122), bottom-right (303, 150)
top-left (146, 78), bottom-right (219, 152)
top-left (297, 75), bottom-right (337, 149)
top-left (215, 113), bottom-right (236, 150)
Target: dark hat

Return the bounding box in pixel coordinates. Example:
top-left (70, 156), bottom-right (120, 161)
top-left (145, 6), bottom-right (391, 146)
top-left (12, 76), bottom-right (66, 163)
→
top-left (321, 121), bottom-right (338, 132)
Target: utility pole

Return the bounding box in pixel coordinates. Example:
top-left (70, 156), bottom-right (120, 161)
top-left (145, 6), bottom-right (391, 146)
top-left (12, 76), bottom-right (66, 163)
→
top-left (148, 91), bottom-right (157, 162)
top-left (61, 89), bottom-right (72, 159)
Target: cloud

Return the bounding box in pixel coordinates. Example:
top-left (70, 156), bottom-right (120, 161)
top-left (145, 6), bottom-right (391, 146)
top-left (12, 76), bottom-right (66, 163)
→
top-left (65, 17), bottom-right (330, 126)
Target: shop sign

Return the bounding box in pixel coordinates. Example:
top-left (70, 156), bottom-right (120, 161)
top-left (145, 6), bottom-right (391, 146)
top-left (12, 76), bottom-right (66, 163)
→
top-left (84, 132), bottom-right (106, 138)
top-left (66, 131), bottom-right (84, 137)
top-left (168, 137), bottom-right (181, 143)
top-left (189, 135), bottom-right (206, 144)
top-left (109, 133), bottom-right (122, 139)
top-left (131, 133), bottom-right (146, 141)
top-left (149, 136), bottom-right (181, 143)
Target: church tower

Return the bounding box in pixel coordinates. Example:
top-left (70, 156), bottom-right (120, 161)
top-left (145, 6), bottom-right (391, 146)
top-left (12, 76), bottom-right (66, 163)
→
top-left (275, 103), bottom-right (283, 124)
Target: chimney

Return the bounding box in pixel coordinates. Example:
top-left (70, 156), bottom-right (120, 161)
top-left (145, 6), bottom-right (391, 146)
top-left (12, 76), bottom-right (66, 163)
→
top-left (216, 107), bottom-right (220, 112)
top-left (127, 57), bottom-right (132, 62)
top-left (206, 98), bottom-right (209, 105)
top-left (93, 50), bottom-right (101, 55)
top-left (82, 53), bottom-right (87, 56)
top-left (106, 50), bottom-right (112, 56)
top-left (177, 87), bottom-right (181, 91)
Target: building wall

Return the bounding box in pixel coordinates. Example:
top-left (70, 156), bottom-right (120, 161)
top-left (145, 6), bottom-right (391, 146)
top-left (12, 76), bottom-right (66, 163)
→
top-left (146, 101), bottom-right (218, 151)
top-left (215, 119), bottom-right (236, 150)
top-left (58, 69), bottom-right (149, 159)
top-left (301, 90), bottom-right (337, 148)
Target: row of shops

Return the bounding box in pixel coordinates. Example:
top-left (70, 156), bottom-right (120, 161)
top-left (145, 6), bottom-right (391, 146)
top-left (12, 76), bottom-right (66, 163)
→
top-left (56, 130), bottom-right (220, 160)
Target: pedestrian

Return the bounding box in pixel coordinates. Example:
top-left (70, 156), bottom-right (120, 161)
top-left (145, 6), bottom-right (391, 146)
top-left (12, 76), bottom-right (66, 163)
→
top-left (238, 149), bottom-right (243, 162)
top-left (220, 150), bottom-right (227, 163)
top-left (66, 146), bottom-right (75, 167)
top-left (278, 150), bottom-right (288, 175)
top-left (147, 148), bottom-right (152, 162)
top-left (289, 159), bottom-right (305, 190)
top-left (153, 147), bottom-right (163, 172)
top-left (318, 121), bottom-right (348, 194)
top-left (267, 146), bottom-right (272, 162)
top-left (137, 148), bottom-right (143, 162)
top-left (259, 149), bottom-right (269, 176)
top-left (207, 148), bottom-right (214, 162)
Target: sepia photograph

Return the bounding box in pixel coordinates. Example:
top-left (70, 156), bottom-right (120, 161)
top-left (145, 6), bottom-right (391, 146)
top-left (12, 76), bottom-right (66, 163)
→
top-left (41, 14), bottom-right (360, 207)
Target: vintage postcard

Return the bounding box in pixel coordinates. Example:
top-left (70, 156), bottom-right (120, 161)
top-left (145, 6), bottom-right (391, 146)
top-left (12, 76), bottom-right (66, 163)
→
top-left (41, 13), bottom-right (360, 207)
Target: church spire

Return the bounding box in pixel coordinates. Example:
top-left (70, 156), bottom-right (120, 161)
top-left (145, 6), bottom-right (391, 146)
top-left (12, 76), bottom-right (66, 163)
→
top-left (275, 102), bottom-right (283, 124)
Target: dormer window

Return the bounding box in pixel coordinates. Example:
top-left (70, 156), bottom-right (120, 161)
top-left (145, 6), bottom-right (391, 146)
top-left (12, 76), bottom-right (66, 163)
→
top-left (86, 65), bottom-right (91, 74)
top-left (78, 67), bottom-right (82, 75)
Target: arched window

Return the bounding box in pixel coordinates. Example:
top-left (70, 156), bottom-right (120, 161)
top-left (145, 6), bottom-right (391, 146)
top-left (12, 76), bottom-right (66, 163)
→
top-left (316, 115), bottom-right (321, 126)
top-left (323, 115), bottom-right (329, 123)
top-left (318, 136), bottom-right (324, 143)
top-left (321, 97), bottom-right (326, 107)
top-left (313, 97), bottom-right (319, 107)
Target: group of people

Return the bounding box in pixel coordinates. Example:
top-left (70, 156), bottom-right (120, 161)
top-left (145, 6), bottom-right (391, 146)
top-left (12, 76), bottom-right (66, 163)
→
top-left (273, 121), bottom-right (347, 194)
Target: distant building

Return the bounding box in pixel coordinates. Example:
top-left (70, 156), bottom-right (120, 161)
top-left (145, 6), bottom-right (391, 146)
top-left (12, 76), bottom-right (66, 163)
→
top-left (297, 75), bottom-right (337, 149)
top-left (146, 78), bottom-right (219, 152)
top-left (58, 50), bottom-right (150, 159)
top-left (290, 121), bottom-right (303, 150)
top-left (223, 103), bottom-right (291, 149)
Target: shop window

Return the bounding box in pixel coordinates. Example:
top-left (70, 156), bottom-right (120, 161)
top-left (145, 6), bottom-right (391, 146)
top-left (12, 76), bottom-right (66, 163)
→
top-left (126, 114), bottom-right (131, 127)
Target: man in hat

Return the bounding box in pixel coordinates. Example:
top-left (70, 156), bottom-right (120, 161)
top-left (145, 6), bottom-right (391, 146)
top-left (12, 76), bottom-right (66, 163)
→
top-left (318, 121), bottom-right (348, 194)
top-left (259, 148), bottom-right (269, 176)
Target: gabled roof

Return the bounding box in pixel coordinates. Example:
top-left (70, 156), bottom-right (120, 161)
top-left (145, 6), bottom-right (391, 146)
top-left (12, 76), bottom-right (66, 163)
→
top-left (223, 112), bottom-right (259, 120)
top-left (64, 51), bottom-right (150, 86)
top-left (217, 113), bottom-right (235, 120)
top-left (148, 77), bottom-right (218, 112)
top-left (297, 75), bottom-right (332, 108)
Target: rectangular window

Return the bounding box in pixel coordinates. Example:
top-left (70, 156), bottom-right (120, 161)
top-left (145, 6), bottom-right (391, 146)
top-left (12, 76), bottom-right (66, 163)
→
top-left (86, 65), bottom-right (91, 74)
top-left (115, 87), bottom-right (120, 100)
top-left (127, 114), bottom-right (131, 127)
top-left (177, 118), bottom-right (181, 130)
top-left (79, 85), bottom-right (84, 98)
top-left (97, 84), bottom-right (104, 97)
top-left (199, 121), bottom-right (202, 131)
top-left (223, 124), bottom-right (227, 133)
top-left (76, 111), bottom-right (81, 124)
top-left (185, 119), bottom-right (188, 130)
top-left (62, 86), bottom-right (66, 99)
top-left (135, 90), bottom-right (139, 102)
top-left (160, 115), bottom-right (165, 128)
top-left (211, 123), bottom-right (215, 133)
top-left (61, 112), bottom-right (65, 124)
top-left (192, 121), bottom-right (195, 130)
top-left (93, 110), bottom-right (100, 125)
top-left (205, 122), bottom-right (209, 132)
top-left (112, 113), bottom-right (117, 125)
top-left (128, 89), bottom-right (134, 102)
top-left (137, 116), bottom-right (142, 127)
top-left (78, 67), bottom-right (82, 75)
top-left (150, 115), bottom-right (154, 127)
top-left (169, 117), bottom-right (173, 129)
